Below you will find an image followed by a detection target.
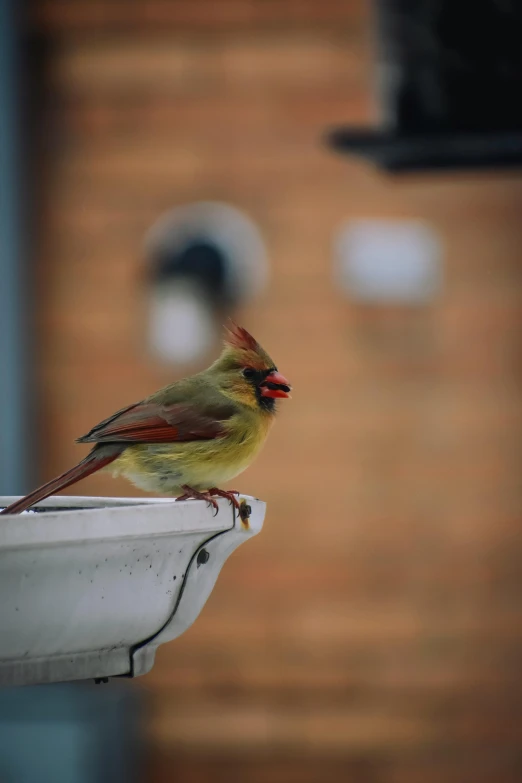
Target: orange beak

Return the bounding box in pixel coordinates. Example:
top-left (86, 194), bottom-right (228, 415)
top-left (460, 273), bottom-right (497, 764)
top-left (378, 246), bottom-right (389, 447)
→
top-left (259, 370), bottom-right (292, 399)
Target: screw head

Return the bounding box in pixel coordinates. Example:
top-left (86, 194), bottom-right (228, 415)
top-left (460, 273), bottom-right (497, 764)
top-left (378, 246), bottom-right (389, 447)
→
top-left (197, 548), bottom-right (210, 567)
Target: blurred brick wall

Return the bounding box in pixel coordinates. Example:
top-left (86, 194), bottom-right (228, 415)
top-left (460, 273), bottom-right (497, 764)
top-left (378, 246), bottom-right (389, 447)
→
top-left (30, 2), bottom-right (522, 782)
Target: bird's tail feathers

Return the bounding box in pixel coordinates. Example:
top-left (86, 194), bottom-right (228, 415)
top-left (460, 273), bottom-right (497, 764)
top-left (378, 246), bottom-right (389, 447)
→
top-left (0, 445), bottom-right (123, 516)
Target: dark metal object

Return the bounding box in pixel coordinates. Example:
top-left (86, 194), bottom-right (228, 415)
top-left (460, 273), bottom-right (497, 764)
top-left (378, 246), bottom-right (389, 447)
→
top-left (327, 128), bottom-right (522, 172)
top-left (197, 548), bottom-right (210, 567)
top-left (327, 0), bottom-right (522, 172)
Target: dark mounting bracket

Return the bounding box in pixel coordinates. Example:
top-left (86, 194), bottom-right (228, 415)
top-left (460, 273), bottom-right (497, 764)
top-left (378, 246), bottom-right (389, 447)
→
top-left (327, 0), bottom-right (522, 172)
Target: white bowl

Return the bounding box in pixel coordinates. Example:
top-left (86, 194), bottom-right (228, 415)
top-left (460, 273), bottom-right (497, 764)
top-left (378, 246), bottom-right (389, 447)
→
top-left (0, 494), bottom-right (264, 687)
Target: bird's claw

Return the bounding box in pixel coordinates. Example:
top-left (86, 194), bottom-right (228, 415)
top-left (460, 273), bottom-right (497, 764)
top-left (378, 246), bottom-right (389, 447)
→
top-left (176, 486), bottom-right (241, 514)
top-left (176, 486), bottom-right (219, 515)
top-left (207, 487), bottom-right (241, 510)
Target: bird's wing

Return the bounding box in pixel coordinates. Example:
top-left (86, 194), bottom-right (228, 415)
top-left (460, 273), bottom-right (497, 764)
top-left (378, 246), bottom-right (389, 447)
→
top-left (77, 400), bottom-right (235, 444)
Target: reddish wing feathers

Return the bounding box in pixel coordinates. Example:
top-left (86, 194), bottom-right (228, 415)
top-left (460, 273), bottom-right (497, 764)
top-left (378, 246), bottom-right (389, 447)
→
top-left (77, 402), bottom-right (230, 444)
top-left (76, 402), bottom-right (140, 443)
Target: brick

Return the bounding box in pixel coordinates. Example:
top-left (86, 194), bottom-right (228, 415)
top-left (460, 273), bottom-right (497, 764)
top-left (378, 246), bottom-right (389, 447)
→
top-left (30, 0), bottom-right (369, 34)
top-left (30, 2), bottom-right (522, 779)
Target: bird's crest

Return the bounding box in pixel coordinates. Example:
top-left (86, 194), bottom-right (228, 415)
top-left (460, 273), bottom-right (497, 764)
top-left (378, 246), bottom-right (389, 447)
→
top-left (224, 321), bottom-right (260, 353)
top-left (222, 321), bottom-right (274, 370)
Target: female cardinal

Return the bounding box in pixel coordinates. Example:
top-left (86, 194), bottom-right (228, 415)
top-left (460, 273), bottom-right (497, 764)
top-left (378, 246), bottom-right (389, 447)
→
top-left (0, 323), bottom-right (291, 515)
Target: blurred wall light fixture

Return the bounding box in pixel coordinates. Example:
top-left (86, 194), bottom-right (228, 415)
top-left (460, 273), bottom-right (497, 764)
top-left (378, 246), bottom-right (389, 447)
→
top-left (334, 219), bottom-right (442, 303)
top-left (145, 202), bottom-right (268, 365)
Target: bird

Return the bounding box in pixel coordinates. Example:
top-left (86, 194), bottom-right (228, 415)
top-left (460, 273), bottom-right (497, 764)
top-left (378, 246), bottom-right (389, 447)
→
top-left (0, 323), bottom-right (291, 516)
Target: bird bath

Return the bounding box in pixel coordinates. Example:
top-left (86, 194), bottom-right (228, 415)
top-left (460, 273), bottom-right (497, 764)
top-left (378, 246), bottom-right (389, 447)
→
top-left (0, 494), bottom-right (264, 687)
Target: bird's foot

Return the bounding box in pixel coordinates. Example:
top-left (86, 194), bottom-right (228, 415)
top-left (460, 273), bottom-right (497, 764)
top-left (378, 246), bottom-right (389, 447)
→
top-left (207, 487), bottom-right (241, 510)
top-left (176, 485), bottom-right (219, 515)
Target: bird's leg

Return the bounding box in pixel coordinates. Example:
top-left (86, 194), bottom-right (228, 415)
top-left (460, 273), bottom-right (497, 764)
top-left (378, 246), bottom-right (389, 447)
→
top-left (207, 487), bottom-right (241, 510)
top-left (176, 485), bottom-right (219, 514)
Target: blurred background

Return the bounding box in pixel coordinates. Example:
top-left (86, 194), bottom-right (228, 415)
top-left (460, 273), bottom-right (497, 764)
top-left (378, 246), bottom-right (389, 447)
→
top-left (2, 0), bottom-right (522, 781)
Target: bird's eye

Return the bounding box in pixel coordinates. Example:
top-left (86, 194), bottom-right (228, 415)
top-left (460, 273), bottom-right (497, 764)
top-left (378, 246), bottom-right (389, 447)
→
top-left (242, 368), bottom-right (256, 380)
